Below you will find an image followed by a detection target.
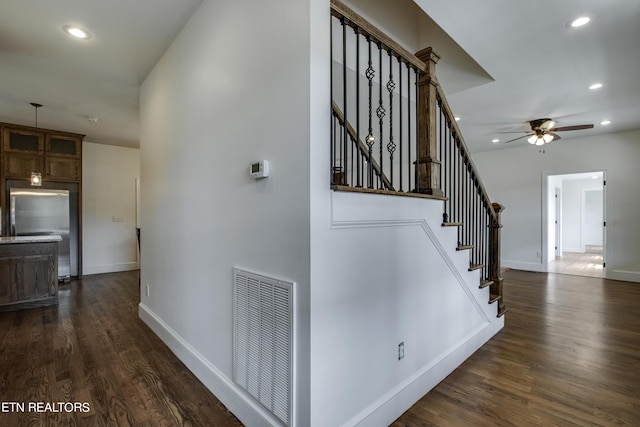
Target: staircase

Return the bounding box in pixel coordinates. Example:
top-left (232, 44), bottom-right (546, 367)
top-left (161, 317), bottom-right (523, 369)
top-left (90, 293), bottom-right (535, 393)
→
top-left (330, 0), bottom-right (506, 317)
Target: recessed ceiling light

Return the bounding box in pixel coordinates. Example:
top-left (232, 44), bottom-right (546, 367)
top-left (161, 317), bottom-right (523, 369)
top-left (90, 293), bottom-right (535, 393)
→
top-left (63, 25), bottom-right (91, 39)
top-left (600, 120), bottom-right (611, 125)
top-left (454, 117), bottom-right (461, 121)
top-left (570, 16), bottom-right (591, 27)
top-left (492, 139), bottom-right (500, 143)
top-left (589, 83), bottom-right (603, 90)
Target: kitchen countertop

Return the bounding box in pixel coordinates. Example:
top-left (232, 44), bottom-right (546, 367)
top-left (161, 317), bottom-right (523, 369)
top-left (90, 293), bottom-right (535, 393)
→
top-left (0, 235), bottom-right (63, 245)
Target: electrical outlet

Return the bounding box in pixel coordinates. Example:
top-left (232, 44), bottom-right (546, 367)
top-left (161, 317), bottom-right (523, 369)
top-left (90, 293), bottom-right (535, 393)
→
top-left (112, 215), bottom-right (125, 222)
top-left (536, 251), bottom-right (541, 258)
top-left (398, 342), bottom-right (405, 360)
top-left (146, 284), bottom-right (150, 297)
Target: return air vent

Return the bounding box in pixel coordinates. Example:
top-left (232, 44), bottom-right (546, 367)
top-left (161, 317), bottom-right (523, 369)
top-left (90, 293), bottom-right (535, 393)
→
top-left (233, 268), bottom-right (294, 426)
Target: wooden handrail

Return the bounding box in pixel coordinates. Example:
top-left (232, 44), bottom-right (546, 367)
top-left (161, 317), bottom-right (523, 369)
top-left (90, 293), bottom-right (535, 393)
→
top-left (331, 101), bottom-right (393, 190)
top-left (330, 0), bottom-right (426, 73)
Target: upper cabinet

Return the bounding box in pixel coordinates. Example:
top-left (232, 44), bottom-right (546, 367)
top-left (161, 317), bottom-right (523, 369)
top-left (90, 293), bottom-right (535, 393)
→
top-left (0, 123), bottom-right (83, 183)
top-left (2, 127), bottom-right (44, 154)
top-left (46, 134), bottom-right (81, 158)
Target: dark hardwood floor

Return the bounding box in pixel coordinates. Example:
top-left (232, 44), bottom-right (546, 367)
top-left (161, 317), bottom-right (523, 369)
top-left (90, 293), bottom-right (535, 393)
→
top-left (0, 271), bottom-right (242, 427)
top-left (1, 270), bottom-right (639, 426)
top-left (393, 270), bottom-right (640, 426)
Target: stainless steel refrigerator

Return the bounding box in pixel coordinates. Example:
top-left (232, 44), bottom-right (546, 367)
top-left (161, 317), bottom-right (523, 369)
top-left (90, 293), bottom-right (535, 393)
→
top-left (10, 188), bottom-right (71, 281)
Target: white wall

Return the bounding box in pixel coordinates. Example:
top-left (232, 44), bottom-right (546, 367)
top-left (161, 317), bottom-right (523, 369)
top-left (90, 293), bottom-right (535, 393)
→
top-left (561, 178), bottom-right (602, 252)
top-left (474, 128), bottom-right (640, 282)
top-left (82, 141), bottom-right (140, 275)
top-left (139, 0), bottom-right (312, 425)
top-left (310, 191), bottom-right (503, 427)
top-left (584, 189), bottom-right (604, 246)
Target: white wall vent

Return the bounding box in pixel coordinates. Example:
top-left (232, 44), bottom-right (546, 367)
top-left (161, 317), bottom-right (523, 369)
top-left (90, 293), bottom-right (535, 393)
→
top-left (233, 268), bottom-right (294, 426)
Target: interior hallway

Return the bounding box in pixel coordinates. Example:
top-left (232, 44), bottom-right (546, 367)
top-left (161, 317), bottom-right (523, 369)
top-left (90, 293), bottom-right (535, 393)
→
top-left (548, 245), bottom-right (604, 278)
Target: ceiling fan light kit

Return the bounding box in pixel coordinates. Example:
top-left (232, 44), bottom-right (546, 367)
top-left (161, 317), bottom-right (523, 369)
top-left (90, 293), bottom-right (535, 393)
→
top-left (505, 117), bottom-right (594, 147)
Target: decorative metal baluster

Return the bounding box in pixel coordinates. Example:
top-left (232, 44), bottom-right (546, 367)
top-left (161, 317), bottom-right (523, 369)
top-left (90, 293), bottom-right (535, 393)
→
top-left (341, 17), bottom-right (348, 186)
top-left (452, 137), bottom-right (457, 223)
top-left (468, 167), bottom-right (472, 247)
top-left (331, 113), bottom-right (336, 185)
top-left (449, 131), bottom-right (454, 222)
top-left (438, 100), bottom-right (442, 222)
top-left (457, 140), bottom-right (462, 226)
top-left (354, 27), bottom-right (362, 187)
top-left (365, 36), bottom-right (375, 188)
top-left (407, 65), bottom-right (412, 191)
top-left (414, 67), bottom-right (419, 192)
top-left (473, 178), bottom-right (478, 266)
top-left (398, 57), bottom-right (403, 192)
top-left (330, 14), bottom-right (334, 186)
top-left (377, 43), bottom-right (385, 188)
top-left (466, 163), bottom-right (471, 246)
top-left (387, 51), bottom-right (396, 190)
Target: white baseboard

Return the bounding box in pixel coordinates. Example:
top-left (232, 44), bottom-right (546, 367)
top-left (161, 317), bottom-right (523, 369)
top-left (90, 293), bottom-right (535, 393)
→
top-left (502, 259), bottom-right (546, 273)
top-left (138, 303), bottom-right (281, 427)
top-left (349, 319), bottom-right (503, 427)
top-left (608, 269), bottom-right (640, 283)
top-left (83, 261), bottom-right (139, 276)
top-left (562, 246), bottom-right (583, 253)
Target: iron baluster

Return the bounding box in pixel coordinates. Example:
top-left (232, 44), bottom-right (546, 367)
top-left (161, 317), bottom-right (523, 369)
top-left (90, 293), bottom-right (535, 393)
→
top-left (387, 51), bottom-right (396, 190)
top-left (377, 43), bottom-right (385, 189)
top-left (398, 57), bottom-right (403, 191)
top-left (341, 17), bottom-right (348, 186)
top-left (355, 26), bottom-right (362, 187)
top-left (366, 36), bottom-right (375, 188)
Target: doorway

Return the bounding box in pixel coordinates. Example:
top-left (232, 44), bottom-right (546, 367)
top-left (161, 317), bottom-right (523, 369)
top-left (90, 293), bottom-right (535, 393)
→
top-left (545, 171), bottom-right (605, 278)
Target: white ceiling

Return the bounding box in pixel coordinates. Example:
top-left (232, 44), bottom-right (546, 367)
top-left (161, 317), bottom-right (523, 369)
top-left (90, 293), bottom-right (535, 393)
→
top-left (1, 0), bottom-right (639, 152)
top-left (0, 0), bottom-right (202, 148)
top-left (416, 0), bottom-right (640, 152)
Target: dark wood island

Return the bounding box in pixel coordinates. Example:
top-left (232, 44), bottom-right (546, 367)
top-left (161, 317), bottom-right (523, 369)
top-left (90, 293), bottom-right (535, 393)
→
top-left (0, 235), bottom-right (61, 311)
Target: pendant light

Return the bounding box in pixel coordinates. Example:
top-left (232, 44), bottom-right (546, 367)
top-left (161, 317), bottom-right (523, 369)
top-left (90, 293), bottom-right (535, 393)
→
top-left (30, 102), bottom-right (43, 186)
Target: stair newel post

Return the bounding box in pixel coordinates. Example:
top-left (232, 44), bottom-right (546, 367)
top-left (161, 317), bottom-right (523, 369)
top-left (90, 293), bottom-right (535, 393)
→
top-left (415, 47), bottom-right (443, 197)
top-left (490, 203), bottom-right (507, 316)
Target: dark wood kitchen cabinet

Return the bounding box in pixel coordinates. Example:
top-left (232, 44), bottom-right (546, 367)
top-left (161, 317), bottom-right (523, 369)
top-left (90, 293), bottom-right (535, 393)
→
top-left (0, 122), bottom-right (84, 277)
top-left (0, 236), bottom-right (60, 311)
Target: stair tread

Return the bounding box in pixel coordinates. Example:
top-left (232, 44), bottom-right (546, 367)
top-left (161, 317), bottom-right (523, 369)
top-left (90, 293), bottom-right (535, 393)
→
top-left (497, 306), bottom-right (509, 317)
top-left (442, 222), bottom-right (463, 227)
top-left (457, 244), bottom-right (475, 251)
top-left (468, 263), bottom-right (484, 271)
top-left (489, 294), bottom-right (501, 303)
top-left (479, 279), bottom-right (494, 289)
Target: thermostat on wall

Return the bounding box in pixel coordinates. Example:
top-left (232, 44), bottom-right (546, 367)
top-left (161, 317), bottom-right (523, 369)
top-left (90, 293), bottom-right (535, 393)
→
top-left (249, 160), bottom-right (270, 178)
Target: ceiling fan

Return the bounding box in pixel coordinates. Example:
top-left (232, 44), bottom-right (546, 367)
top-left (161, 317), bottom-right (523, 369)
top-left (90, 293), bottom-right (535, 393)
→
top-left (505, 118), bottom-right (594, 145)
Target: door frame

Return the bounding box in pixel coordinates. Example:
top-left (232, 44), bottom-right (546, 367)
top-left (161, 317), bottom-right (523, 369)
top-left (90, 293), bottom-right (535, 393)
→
top-left (542, 170), bottom-right (606, 276)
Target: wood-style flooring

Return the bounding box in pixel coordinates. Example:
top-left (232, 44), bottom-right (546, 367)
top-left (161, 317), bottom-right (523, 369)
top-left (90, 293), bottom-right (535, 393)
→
top-left (0, 272), bottom-right (242, 427)
top-left (1, 270), bottom-right (639, 426)
top-left (393, 269), bottom-right (640, 426)
top-left (548, 245), bottom-right (604, 278)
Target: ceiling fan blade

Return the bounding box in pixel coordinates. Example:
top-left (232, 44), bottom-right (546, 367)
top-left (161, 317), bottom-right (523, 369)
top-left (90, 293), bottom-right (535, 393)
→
top-left (548, 124), bottom-right (594, 132)
top-left (548, 132), bottom-right (561, 142)
top-left (539, 119), bottom-right (557, 130)
top-left (504, 134), bottom-right (530, 143)
top-left (497, 131), bottom-right (531, 134)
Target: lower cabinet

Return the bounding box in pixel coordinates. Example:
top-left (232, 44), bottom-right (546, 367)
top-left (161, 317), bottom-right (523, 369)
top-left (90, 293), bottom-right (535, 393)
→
top-left (0, 241), bottom-right (58, 311)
